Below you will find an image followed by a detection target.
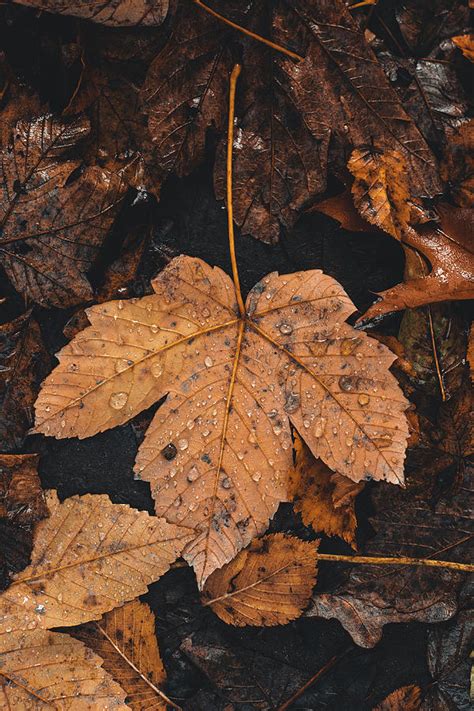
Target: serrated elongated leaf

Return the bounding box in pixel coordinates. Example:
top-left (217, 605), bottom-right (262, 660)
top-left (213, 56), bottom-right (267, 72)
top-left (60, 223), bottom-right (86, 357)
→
top-left (0, 491), bottom-right (193, 634)
top-left (12, 0), bottom-right (168, 26)
top-left (73, 600), bottom-right (169, 710)
top-left (0, 628), bottom-right (128, 709)
top-left (33, 256), bottom-right (409, 586)
top-left (202, 533), bottom-right (318, 626)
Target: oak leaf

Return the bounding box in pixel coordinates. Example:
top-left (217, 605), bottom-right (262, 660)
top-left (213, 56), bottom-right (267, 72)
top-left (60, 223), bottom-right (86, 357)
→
top-left (373, 685), bottom-right (421, 711)
top-left (33, 256), bottom-right (409, 586)
top-left (72, 600), bottom-right (169, 710)
top-left (289, 434), bottom-right (363, 548)
top-left (0, 113), bottom-right (126, 307)
top-left (0, 454), bottom-right (48, 591)
top-left (0, 490), bottom-right (193, 635)
top-left (0, 628), bottom-right (128, 709)
top-left (12, 0), bottom-right (168, 26)
top-left (201, 533), bottom-right (318, 626)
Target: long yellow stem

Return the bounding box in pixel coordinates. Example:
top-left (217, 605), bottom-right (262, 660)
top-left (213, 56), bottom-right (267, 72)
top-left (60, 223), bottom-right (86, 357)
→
top-left (226, 64), bottom-right (245, 316)
top-left (314, 552), bottom-right (473, 572)
top-left (193, 0), bottom-right (303, 62)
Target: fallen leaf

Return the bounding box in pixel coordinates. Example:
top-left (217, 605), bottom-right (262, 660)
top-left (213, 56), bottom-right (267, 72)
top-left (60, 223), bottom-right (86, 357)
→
top-left (306, 453), bottom-right (473, 647)
top-left (441, 120), bottom-right (474, 208)
top-left (360, 205), bottom-right (474, 319)
top-left (0, 628), bottom-right (128, 709)
top-left (72, 600), bottom-right (169, 710)
top-left (348, 148), bottom-right (420, 240)
top-left (142, 0), bottom-right (441, 242)
top-left (312, 190), bottom-right (380, 233)
top-left (0, 113), bottom-right (126, 307)
top-left (468, 324), bottom-right (474, 383)
top-left (33, 255), bottom-right (409, 586)
top-left (0, 454), bottom-right (48, 591)
top-left (0, 490), bottom-right (193, 634)
top-left (11, 0), bottom-right (168, 26)
top-left (289, 434), bottom-right (363, 548)
top-left (373, 685), bottom-right (421, 711)
top-left (0, 311), bottom-right (50, 452)
top-left (395, 0), bottom-right (470, 55)
top-left (452, 34), bottom-right (474, 62)
top-left (201, 533), bottom-right (318, 626)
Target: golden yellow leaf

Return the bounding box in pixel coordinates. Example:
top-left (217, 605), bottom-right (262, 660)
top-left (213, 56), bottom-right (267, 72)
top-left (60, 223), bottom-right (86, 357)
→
top-left (348, 148), bottom-right (419, 240)
top-left (452, 34), bottom-right (474, 62)
top-left (290, 433), bottom-right (363, 548)
top-left (0, 628), bottom-right (128, 709)
top-left (0, 491), bottom-right (193, 635)
top-left (201, 533), bottom-right (318, 626)
top-left (33, 256), bottom-right (408, 586)
top-left (72, 600), bottom-right (171, 711)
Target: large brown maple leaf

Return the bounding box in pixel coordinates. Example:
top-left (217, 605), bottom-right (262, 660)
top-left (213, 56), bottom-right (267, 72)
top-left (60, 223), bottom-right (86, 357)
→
top-left (33, 256), bottom-right (408, 586)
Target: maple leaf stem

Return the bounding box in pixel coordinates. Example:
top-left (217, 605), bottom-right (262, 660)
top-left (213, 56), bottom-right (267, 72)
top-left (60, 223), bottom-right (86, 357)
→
top-left (314, 552), bottom-right (473, 572)
top-left (226, 63), bottom-right (245, 317)
top-left (192, 0), bottom-right (304, 62)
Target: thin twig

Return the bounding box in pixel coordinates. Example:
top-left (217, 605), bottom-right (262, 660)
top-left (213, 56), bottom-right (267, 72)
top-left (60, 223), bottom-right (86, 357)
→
top-left (193, 0), bottom-right (303, 62)
top-left (314, 552), bottom-right (473, 572)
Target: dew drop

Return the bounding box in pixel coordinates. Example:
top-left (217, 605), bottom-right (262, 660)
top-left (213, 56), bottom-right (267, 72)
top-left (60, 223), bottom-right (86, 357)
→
top-left (150, 324), bottom-right (159, 333)
top-left (151, 361), bottom-right (163, 378)
top-left (204, 356), bottom-right (213, 368)
top-left (115, 358), bottom-right (133, 373)
top-left (109, 391), bottom-right (128, 409)
top-left (279, 322), bottom-right (293, 335)
top-left (358, 393), bottom-right (370, 406)
top-left (178, 438), bottom-right (189, 451)
top-left (314, 418), bottom-right (326, 438)
top-left (252, 471), bottom-right (262, 482)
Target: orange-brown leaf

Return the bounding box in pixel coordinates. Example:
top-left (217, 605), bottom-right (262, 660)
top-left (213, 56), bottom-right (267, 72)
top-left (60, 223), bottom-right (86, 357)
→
top-left (73, 600), bottom-right (169, 710)
top-left (290, 434), bottom-right (363, 548)
top-left (373, 684), bottom-right (421, 710)
top-left (0, 491), bottom-right (193, 635)
top-left (33, 256), bottom-right (409, 586)
top-left (201, 533), bottom-right (318, 626)
top-left (452, 34), bottom-right (474, 62)
top-left (0, 629), bottom-right (128, 709)
top-left (12, 0), bottom-right (168, 25)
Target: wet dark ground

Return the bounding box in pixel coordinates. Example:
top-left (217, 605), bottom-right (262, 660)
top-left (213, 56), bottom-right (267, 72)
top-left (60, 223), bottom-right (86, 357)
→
top-left (0, 5), bottom-right (447, 709)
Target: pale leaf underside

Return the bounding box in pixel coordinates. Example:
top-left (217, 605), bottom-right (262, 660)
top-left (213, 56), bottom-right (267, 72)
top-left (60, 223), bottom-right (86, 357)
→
top-left (33, 256), bottom-right (409, 586)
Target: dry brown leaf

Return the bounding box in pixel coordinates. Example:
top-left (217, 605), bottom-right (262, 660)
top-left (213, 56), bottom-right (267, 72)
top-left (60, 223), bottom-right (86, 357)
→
top-left (201, 533), bottom-right (318, 626)
top-left (0, 490), bottom-right (193, 635)
top-left (0, 454), bottom-right (48, 591)
top-left (348, 148), bottom-right (424, 240)
top-left (0, 113), bottom-right (126, 307)
top-left (311, 189), bottom-right (380, 233)
top-left (0, 628), bottom-right (128, 709)
top-left (33, 256), bottom-right (409, 586)
top-left (12, 0), bottom-right (168, 26)
top-left (452, 34), bottom-right (474, 62)
top-left (72, 600), bottom-right (169, 710)
top-left (360, 205), bottom-right (474, 319)
top-left (441, 120), bottom-right (474, 208)
top-left (289, 433), bottom-right (363, 548)
top-left (373, 684), bottom-right (422, 711)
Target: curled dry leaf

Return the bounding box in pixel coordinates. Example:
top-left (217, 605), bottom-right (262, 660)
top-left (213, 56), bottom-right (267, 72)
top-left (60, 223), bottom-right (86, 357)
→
top-left (0, 628), bottom-right (128, 709)
top-left (33, 256), bottom-right (409, 586)
top-left (0, 311), bottom-right (50, 452)
top-left (0, 491), bottom-right (193, 635)
top-left (373, 685), bottom-right (422, 711)
top-left (0, 454), bottom-right (48, 591)
top-left (12, 0), bottom-right (168, 26)
top-left (360, 205), bottom-right (474, 319)
top-left (289, 433), bottom-right (363, 548)
top-left (0, 114), bottom-right (126, 307)
top-left (201, 533), bottom-right (318, 626)
top-left (72, 600), bottom-right (169, 711)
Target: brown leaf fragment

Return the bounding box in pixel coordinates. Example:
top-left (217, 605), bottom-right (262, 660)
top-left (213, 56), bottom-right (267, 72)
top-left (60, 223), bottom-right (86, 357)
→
top-left (0, 311), bottom-right (50, 452)
top-left (468, 324), bottom-right (474, 384)
top-left (201, 533), bottom-right (318, 626)
top-left (441, 120), bottom-right (474, 208)
top-left (32, 256), bottom-right (409, 586)
top-left (0, 490), bottom-right (193, 634)
top-left (311, 190), bottom-right (380, 233)
top-left (360, 205), bottom-right (474, 319)
top-left (306, 453), bottom-right (473, 647)
top-left (72, 600), bottom-right (169, 710)
top-left (0, 628), bottom-right (128, 709)
top-left (289, 434), bottom-right (363, 548)
top-left (453, 34), bottom-right (474, 62)
top-left (0, 114), bottom-right (127, 307)
top-left (12, 0), bottom-right (168, 26)
top-left (0, 454), bottom-right (48, 591)
top-left (373, 685), bottom-right (422, 711)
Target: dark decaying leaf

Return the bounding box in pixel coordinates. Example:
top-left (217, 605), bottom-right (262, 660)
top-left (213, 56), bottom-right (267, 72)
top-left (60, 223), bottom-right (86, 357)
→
top-left (0, 454), bottom-right (48, 591)
top-left (0, 113), bottom-right (127, 307)
top-left (306, 427), bottom-right (473, 647)
top-left (0, 311), bottom-right (50, 452)
top-left (12, 0), bottom-right (169, 26)
top-left (441, 120), bottom-right (474, 208)
top-left (395, 0), bottom-right (470, 55)
top-left (142, 0), bottom-right (441, 243)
